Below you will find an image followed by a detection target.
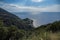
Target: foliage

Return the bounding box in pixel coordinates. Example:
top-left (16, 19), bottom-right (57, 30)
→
top-left (0, 8), bottom-right (60, 40)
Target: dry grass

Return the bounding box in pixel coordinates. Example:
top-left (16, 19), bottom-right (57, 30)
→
top-left (47, 32), bottom-right (60, 40)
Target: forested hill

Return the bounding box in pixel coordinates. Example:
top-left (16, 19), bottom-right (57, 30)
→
top-left (0, 8), bottom-right (60, 40)
top-left (0, 8), bottom-right (34, 30)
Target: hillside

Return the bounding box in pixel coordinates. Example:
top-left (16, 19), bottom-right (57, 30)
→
top-left (0, 8), bottom-right (60, 40)
top-left (33, 21), bottom-right (60, 32)
top-left (26, 21), bottom-right (60, 40)
top-left (0, 8), bottom-right (33, 30)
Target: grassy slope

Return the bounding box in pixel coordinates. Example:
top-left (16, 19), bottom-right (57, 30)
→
top-left (25, 21), bottom-right (60, 40)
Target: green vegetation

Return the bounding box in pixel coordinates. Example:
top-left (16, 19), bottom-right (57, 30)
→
top-left (0, 8), bottom-right (60, 40)
top-left (26, 21), bottom-right (60, 40)
top-left (0, 19), bottom-right (60, 40)
top-left (0, 8), bottom-right (33, 30)
top-left (0, 20), bottom-right (25, 40)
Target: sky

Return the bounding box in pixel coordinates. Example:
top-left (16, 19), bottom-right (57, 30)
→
top-left (0, 0), bottom-right (60, 12)
top-left (0, 0), bottom-right (60, 27)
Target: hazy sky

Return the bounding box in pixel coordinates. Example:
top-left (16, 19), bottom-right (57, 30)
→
top-left (0, 0), bottom-right (60, 27)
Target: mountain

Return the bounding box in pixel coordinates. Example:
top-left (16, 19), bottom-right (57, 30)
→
top-left (0, 8), bottom-right (33, 30)
top-left (0, 8), bottom-right (60, 40)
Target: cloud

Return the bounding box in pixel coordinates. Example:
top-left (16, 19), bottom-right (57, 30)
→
top-left (31, 0), bottom-right (43, 2)
top-left (0, 2), bottom-right (60, 15)
top-left (43, 5), bottom-right (60, 12)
